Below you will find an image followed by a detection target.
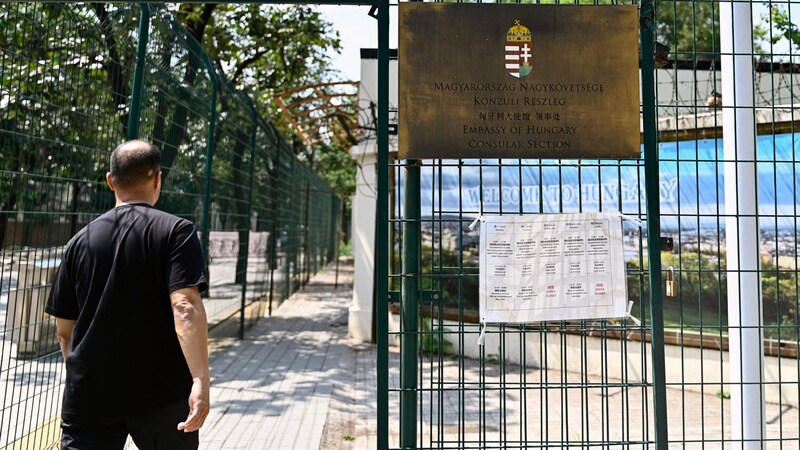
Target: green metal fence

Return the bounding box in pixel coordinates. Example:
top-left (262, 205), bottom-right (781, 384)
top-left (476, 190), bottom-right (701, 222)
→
top-left (380, 0), bottom-right (800, 448)
top-left (0, 3), bottom-right (340, 448)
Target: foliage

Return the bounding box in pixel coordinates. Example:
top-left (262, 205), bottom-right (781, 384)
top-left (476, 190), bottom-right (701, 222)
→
top-left (172, 4), bottom-right (351, 219)
top-left (0, 2), bottom-right (344, 254)
top-left (628, 252), bottom-right (729, 331)
top-left (519, 0), bottom-right (779, 61)
top-left (656, 0), bottom-right (721, 58)
top-left (314, 142), bottom-right (357, 210)
top-left (414, 243), bottom-right (479, 311)
top-left (654, 1), bottom-right (774, 60)
top-left (485, 353), bottom-right (502, 365)
top-left (629, 251), bottom-right (800, 341)
top-left (0, 4), bottom-right (133, 173)
top-left (174, 4), bottom-right (341, 131)
top-left (760, 260), bottom-right (800, 340)
top-left (766, 5), bottom-right (800, 52)
top-left (338, 240), bottom-right (352, 258)
top-left (420, 317), bottom-right (453, 355)
top-left (0, 4), bottom-right (133, 246)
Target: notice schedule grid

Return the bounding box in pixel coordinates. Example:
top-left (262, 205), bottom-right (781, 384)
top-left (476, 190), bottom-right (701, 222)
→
top-left (479, 213), bottom-right (628, 324)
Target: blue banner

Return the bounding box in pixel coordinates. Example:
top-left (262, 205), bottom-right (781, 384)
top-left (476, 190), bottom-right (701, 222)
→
top-left (415, 133), bottom-right (800, 230)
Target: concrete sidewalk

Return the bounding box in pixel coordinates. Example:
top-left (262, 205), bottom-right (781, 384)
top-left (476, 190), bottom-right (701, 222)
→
top-left (199, 262), bottom-right (377, 450)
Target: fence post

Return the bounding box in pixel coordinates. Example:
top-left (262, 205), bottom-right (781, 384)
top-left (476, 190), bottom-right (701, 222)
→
top-left (639, 0), bottom-right (669, 447)
top-left (303, 182), bottom-right (311, 286)
top-left (376, 0), bottom-right (391, 446)
top-left (267, 133), bottom-right (282, 316)
top-left (335, 195), bottom-right (342, 288)
top-left (331, 193), bottom-right (338, 263)
top-left (720, 2), bottom-right (766, 446)
top-left (197, 51), bottom-right (218, 274)
top-left (238, 107), bottom-right (258, 340)
top-left (290, 157), bottom-right (297, 293)
top-left (127, 4), bottom-right (150, 140)
top-left (400, 159), bottom-right (421, 448)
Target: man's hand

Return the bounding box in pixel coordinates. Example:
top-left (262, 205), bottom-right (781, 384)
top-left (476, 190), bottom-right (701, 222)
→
top-left (177, 376), bottom-right (210, 432)
top-left (171, 286), bottom-right (210, 432)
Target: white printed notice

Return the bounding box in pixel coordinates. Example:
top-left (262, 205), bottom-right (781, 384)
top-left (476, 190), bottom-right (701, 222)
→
top-left (479, 213), bottom-right (628, 323)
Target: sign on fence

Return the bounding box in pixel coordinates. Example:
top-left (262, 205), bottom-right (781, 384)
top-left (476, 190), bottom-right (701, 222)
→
top-left (479, 213), bottom-right (628, 323)
top-left (399, 3), bottom-right (640, 160)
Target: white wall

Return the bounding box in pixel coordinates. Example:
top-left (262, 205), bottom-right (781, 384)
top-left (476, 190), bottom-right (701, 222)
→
top-left (348, 144), bottom-right (377, 342)
top-left (652, 65), bottom-right (800, 117)
top-left (347, 51), bottom-right (398, 342)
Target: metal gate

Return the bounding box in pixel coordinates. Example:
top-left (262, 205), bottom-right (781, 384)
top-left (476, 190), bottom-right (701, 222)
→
top-left (376, 0), bottom-right (800, 449)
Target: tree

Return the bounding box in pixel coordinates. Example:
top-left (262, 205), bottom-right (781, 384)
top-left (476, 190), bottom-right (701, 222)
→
top-left (766, 4), bottom-right (800, 55)
top-left (656, 1), bottom-right (720, 59)
top-left (173, 4), bottom-right (340, 119)
top-left (177, 4), bottom-right (345, 174)
top-left (0, 4), bottom-right (134, 249)
top-left (655, 2), bottom-right (780, 61)
top-left (761, 260), bottom-right (800, 340)
top-left (314, 142), bottom-right (357, 212)
top-left (164, 5), bottom-right (343, 282)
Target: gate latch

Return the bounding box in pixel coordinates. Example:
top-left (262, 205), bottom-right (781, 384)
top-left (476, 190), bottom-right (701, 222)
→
top-left (665, 267), bottom-right (676, 298)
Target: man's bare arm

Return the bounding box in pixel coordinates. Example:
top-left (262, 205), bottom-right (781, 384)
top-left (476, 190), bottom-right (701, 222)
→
top-left (170, 286), bottom-right (210, 432)
top-left (55, 318), bottom-right (76, 361)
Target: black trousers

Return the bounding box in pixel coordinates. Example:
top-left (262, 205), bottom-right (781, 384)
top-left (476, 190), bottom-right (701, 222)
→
top-left (60, 400), bottom-right (199, 450)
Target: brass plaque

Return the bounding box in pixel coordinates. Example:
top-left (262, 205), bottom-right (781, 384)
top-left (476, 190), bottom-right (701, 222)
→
top-left (399, 3), bottom-right (640, 160)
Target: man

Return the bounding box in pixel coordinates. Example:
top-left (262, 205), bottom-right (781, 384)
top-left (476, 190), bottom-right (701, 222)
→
top-left (705, 90), bottom-right (722, 111)
top-left (45, 140), bottom-right (210, 450)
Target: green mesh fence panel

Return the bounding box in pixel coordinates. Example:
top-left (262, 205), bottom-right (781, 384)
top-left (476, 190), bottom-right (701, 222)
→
top-left (137, 6), bottom-right (212, 225)
top-left (653, 0), bottom-right (800, 447)
top-left (381, 0), bottom-right (800, 448)
top-left (0, 3), bottom-right (340, 447)
top-left (0, 4), bottom-right (137, 447)
top-left (386, 2), bottom-right (656, 447)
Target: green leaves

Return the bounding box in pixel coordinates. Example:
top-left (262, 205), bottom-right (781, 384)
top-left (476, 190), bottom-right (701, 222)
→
top-left (767, 5), bottom-right (800, 50)
top-left (656, 0), bottom-right (720, 59)
top-left (186, 4), bottom-right (342, 98)
top-left (175, 5), bottom-right (349, 203)
top-left (314, 142), bottom-right (357, 210)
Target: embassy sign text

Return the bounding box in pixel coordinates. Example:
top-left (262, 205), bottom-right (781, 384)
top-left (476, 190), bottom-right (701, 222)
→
top-left (399, 3), bottom-right (640, 159)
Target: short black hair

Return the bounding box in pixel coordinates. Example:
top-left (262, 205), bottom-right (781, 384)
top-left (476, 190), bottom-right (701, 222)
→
top-left (110, 140), bottom-right (162, 188)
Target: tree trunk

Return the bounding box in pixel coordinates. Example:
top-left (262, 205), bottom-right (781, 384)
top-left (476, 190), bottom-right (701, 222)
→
top-left (0, 191), bottom-right (17, 251)
top-left (154, 3), bottom-right (216, 183)
top-left (156, 52), bottom-right (201, 183)
top-left (92, 3), bottom-right (131, 135)
top-left (69, 181), bottom-right (81, 236)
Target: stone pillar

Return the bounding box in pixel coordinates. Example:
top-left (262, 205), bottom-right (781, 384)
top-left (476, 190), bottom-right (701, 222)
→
top-left (348, 141), bottom-right (377, 342)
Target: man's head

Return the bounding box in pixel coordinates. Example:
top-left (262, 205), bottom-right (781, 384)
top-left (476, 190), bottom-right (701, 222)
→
top-left (106, 140), bottom-right (162, 205)
top-left (110, 140), bottom-right (161, 187)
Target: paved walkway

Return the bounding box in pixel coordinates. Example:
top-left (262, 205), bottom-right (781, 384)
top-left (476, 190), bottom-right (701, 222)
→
top-left (199, 262), bottom-right (375, 450)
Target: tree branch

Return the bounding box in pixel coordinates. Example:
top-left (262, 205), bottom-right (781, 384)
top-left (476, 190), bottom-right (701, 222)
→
top-left (91, 2), bottom-right (130, 134)
top-left (230, 48), bottom-right (270, 85)
top-left (179, 3), bottom-right (218, 44)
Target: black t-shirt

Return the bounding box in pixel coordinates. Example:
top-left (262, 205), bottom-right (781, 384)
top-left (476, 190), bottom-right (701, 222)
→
top-left (45, 203), bottom-right (208, 418)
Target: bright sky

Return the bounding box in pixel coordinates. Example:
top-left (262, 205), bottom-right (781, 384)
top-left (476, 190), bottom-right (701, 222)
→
top-left (317, 5), bottom-right (398, 82)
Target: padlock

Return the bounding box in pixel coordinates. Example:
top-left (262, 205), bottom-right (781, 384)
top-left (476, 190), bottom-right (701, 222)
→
top-left (665, 267), bottom-right (676, 297)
